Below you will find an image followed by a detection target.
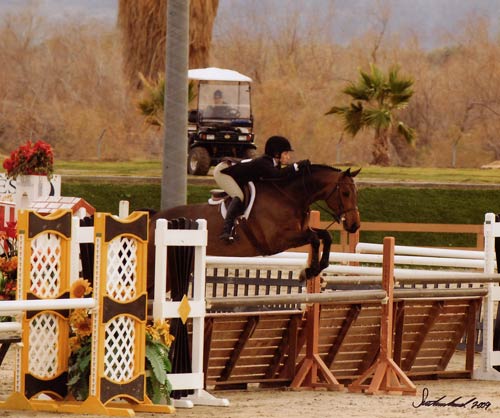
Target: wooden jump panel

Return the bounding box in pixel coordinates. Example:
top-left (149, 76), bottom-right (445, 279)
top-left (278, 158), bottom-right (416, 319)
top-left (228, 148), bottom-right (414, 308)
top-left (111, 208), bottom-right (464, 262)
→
top-left (204, 311), bottom-right (304, 388)
top-left (201, 296), bottom-right (481, 388)
top-left (393, 298), bottom-right (481, 377)
top-left (313, 303), bottom-right (381, 380)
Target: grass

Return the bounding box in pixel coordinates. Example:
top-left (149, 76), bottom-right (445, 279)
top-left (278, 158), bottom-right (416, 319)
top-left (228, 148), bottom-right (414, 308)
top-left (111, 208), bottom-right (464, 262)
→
top-left (56, 161), bottom-right (500, 184)
top-left (61, 179), bottom-right (500, 249)
top-left (57, 161), bottom-right (500, 249)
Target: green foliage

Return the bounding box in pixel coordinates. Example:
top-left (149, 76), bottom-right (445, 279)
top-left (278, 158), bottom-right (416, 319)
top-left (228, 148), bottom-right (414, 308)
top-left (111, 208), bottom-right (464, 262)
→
top-left (137, 72), bottom-right (166, 127)
top-left (314, 187), bottom-right (500, 247)
top-left (326, 63), bottom-right (415, 165)
top-left (67, 326), bottom-right (173, 404)
top-left (145, 334), bottom-right (172, 404)
top-left (62, 183), bottom-right (212, 213)
top-left (326, 64), bottom-right (414, 132)
top-left (62, 183), bottom-right (163, 213)
top-left (137, 72), bottom-right (197, 128)
top-left (67, 338), bottom-right (92, 401)
top-left (61, 178), bottom-right (500, 248)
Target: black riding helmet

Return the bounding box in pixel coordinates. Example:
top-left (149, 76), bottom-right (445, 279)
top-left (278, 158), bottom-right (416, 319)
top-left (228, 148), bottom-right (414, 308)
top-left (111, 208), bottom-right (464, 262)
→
top-left (264, 136), bottom-right (293, 158)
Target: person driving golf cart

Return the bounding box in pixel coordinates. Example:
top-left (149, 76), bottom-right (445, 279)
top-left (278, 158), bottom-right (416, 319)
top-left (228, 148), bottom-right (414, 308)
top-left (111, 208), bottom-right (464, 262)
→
top-left (204, 89), bottom-right (230, 118)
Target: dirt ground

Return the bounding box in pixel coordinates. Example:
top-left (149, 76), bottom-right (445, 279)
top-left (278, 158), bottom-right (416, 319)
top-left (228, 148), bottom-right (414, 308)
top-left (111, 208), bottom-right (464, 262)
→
top-left (0, 351), bottom-right (498, 418)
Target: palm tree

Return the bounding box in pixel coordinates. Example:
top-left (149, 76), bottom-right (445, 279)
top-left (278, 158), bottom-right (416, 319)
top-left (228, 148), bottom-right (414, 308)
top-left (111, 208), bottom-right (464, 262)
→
top-left (118, 0), bottom-right (219, 88)
top-left (326, 64), bottom-right (415, 166)
top-left (137, 73), bottom-right (196, 128)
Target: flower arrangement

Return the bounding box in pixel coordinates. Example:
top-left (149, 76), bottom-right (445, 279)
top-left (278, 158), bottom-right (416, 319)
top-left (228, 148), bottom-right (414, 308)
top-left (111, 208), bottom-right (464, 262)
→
top-left (0, 227), bottom-right (18, 301)
top-left (2, 139), bottom-right (54, 180)
top-left (67, 279), bottom-right (174, 403)
top-left (67, 279), bottom-right (93, 400)
top-left (145, 319), bottom-right (174, 404)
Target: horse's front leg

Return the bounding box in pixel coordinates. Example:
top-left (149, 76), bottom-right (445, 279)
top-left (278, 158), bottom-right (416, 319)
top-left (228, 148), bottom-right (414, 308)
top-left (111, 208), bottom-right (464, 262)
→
top-left (315, 228), bottom-right (332, 271)
top-left (299, 229), bottom-right (321, 281)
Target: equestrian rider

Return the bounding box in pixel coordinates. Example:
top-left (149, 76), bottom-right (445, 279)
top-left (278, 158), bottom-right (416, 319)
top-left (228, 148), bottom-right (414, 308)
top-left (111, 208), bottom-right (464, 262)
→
top-left (213, 135), bottom-right (310, 242)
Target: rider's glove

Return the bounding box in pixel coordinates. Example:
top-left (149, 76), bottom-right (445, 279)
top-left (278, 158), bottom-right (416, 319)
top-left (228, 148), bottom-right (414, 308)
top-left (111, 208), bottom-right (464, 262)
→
top-left (294, 159), bottom-right (311, 171)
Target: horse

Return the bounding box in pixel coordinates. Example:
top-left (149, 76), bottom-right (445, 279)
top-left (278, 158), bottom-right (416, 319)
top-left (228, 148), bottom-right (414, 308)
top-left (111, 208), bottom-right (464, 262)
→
top-left (146, 165), bottom-right (361, 295)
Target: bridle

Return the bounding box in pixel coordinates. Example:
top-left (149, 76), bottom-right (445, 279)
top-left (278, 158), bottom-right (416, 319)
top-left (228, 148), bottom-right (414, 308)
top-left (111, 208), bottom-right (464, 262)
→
top-left (310, 175), bottom-right (359, 228)
top-left (267, 165), bottom-right (358, 227)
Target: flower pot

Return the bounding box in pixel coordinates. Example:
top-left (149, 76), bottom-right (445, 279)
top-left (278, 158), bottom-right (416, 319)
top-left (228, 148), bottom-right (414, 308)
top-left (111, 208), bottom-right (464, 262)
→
top-left (14, 175), bottom-right (52, 209)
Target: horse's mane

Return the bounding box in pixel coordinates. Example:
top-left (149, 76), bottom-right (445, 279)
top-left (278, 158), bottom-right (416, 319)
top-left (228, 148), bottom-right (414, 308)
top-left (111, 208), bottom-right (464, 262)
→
top-left (259, 163), bottom-right (342, 185)
top-left (309, 164), bottom-right (342, 173)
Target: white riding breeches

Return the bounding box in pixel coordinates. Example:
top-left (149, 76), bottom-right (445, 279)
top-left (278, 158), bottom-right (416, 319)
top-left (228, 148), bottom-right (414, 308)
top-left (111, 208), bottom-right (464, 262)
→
top-left (213, 161), bottom-right (244, 201)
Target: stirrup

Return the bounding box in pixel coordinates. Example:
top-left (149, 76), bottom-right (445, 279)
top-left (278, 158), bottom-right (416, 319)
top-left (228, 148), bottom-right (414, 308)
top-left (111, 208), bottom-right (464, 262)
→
top-left (219, 232), bottom-right (235, 243)
top-left (219, 226), bottom-right (236, 242)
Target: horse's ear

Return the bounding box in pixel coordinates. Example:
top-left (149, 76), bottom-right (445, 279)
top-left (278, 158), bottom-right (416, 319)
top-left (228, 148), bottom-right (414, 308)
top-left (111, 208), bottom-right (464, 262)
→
top-left (350, 168), bottom-right (361, 178)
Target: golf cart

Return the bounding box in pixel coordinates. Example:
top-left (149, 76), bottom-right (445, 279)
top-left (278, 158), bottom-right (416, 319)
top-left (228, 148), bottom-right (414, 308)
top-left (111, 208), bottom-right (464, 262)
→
top-left (187, 67), bottom-right (257, 175)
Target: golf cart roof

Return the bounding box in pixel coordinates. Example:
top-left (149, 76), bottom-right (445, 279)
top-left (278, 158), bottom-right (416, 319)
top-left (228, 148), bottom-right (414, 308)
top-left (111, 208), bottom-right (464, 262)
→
top-left (188, 67), bottom-right (252, 83)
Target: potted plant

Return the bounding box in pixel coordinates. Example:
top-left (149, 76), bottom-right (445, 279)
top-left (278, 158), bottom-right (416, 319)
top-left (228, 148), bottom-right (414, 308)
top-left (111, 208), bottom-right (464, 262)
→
top-left (2, 140), bottom-right (55, 207)
top-left (67, 279), bottom-right (174, 404)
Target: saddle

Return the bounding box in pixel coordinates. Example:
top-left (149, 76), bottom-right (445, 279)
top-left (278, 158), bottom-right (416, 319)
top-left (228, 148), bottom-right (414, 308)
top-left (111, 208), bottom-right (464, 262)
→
top-left (208, 181), bottom-right (256, 220)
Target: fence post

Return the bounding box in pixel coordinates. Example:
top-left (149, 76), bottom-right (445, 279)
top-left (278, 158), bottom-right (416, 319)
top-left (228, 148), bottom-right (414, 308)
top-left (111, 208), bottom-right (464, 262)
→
top-left (348, 236), bottom-right (416, 395)
top-left (473, 212), bottom-right (500, 380)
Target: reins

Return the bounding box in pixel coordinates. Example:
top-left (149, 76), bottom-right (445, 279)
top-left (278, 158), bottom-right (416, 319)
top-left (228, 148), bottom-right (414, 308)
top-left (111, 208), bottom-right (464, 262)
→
top-left (265, 165), bottom-right (358, 228)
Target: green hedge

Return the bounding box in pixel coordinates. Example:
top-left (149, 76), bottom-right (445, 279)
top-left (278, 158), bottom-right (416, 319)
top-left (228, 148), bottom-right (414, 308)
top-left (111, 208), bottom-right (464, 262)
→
top-left (62, 183), bottom-right (500, 247)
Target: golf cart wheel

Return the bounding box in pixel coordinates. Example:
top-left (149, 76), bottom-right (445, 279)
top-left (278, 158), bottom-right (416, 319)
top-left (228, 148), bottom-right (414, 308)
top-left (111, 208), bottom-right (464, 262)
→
top-left (243, 148), bottom-right (257, 159)
top-left (188, 147), bottom-right (211, 175)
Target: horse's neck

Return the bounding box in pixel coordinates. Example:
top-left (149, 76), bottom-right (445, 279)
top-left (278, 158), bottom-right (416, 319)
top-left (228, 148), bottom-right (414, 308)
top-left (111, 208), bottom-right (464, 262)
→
top-left (257, 179), bottom-right (308, 210)
top-left (257, 171), bottom-right (335, 208)
top-left (291, 170), bottom-right (338, 204)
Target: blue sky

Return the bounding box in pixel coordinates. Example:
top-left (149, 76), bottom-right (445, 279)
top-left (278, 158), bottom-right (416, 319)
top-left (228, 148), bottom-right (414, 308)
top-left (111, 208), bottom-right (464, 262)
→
top-left (1, 0), bottom-right (499, 49)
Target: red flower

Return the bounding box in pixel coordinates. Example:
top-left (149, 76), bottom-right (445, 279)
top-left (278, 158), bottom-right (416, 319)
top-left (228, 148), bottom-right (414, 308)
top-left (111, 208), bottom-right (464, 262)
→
top-left (2, 140), bottom-right (54, 180)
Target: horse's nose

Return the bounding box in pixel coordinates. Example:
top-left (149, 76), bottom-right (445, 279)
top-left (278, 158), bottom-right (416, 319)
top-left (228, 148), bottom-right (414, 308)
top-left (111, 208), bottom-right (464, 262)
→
top-left (344, 220), bottom-right (360, 234)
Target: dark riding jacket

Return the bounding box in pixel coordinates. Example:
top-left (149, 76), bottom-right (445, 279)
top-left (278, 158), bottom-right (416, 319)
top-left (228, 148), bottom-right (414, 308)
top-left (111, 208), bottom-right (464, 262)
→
top-left (221, 155), bottom-right (298, 188)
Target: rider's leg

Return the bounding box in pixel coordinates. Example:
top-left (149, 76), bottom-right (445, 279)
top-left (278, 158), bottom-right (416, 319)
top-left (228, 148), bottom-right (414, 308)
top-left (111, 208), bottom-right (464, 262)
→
top-left (213, 164), bottom-right (245, 242)
top-left (220, 196), bottom-right (244, 241)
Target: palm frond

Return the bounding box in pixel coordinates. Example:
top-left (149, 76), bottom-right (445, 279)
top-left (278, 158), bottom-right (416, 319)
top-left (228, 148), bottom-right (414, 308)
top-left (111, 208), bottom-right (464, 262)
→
top-left (362, 108), bottom-right (392, 130)
top-left (325, 105), bottom-right (348, 116)
top-left (388, 66), bottom-right (414, 108)
top-left (343, 83), bottom-right (372, 101)
top-left (368, 64), bottom-right (385, 89)
top-left (188, 80), bottom-right (197, 104)
top-left (325, 63), bottom-right (416, 164)
top-left (390, 92), bottom-right (414, 109)
top-left (397, 121), bottom-right (416, 144)
top-left (342, 102), bottom-right (365, 136)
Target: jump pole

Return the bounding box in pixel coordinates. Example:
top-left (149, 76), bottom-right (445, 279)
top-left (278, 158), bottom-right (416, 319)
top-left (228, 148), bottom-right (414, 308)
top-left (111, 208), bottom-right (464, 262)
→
top-left (348, 236), bottom-right (416, 395)
top-left (290, 211), bottom-right (344, 391)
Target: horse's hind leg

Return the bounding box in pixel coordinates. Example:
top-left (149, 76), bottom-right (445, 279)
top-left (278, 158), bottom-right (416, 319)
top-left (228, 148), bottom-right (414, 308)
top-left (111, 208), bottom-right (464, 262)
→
top-left (299, 230), bottom-right (321, 281)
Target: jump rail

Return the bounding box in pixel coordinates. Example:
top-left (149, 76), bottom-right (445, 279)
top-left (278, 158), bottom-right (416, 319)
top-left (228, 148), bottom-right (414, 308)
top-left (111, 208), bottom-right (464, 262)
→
top-left (323, 220), bottom-right (484, 252)
top-left (201, 212), bottom-right (500, 382)
top-left (348, 212), bottom-right (500, 380)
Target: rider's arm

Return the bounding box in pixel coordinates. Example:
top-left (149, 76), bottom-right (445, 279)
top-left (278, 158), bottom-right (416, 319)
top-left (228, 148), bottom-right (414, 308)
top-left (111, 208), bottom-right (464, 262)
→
top-left (253, 159), bottom-right (298, 179)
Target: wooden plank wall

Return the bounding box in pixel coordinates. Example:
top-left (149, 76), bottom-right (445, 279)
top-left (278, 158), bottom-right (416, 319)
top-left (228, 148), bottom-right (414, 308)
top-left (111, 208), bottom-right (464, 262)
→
top-left (200, 296), bottom-right (481, 389)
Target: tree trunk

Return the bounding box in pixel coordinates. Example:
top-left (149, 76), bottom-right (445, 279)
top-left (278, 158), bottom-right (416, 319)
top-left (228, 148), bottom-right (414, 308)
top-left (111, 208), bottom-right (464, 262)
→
top-left (390, 132), bottom-right (414, 166)
top-left (371, 130), bottom-right (390, 166)
top-left (162, 0), bottom-right (189, 210)
top-left (118, 0), bottom-right (219, 88)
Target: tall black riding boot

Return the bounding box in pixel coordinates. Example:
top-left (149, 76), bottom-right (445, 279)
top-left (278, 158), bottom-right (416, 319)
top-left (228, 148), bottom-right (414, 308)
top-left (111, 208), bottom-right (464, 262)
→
top-left (220, 197), bottom-right (244, 242)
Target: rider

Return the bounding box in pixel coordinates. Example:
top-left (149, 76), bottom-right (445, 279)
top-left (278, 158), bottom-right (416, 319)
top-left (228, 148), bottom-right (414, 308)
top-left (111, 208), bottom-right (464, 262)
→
top-left (213, 135), bottom-right (310, 242)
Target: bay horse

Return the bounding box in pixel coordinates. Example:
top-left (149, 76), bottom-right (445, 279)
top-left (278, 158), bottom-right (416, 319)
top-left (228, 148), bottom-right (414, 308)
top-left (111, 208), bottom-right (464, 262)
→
top-left (146, 165), bottom-right (360, 295)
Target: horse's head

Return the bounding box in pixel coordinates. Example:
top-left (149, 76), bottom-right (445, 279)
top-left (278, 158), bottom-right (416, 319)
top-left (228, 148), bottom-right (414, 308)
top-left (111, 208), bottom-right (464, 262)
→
top-left (324, 167), bottom-right (361, 233)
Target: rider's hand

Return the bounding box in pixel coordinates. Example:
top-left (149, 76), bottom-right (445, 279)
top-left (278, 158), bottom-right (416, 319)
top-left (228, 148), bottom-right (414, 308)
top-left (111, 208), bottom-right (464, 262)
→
top-left (298, 159), bottom-right (311, 169)
top-left (293, 159), bottom-right (311, 171)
